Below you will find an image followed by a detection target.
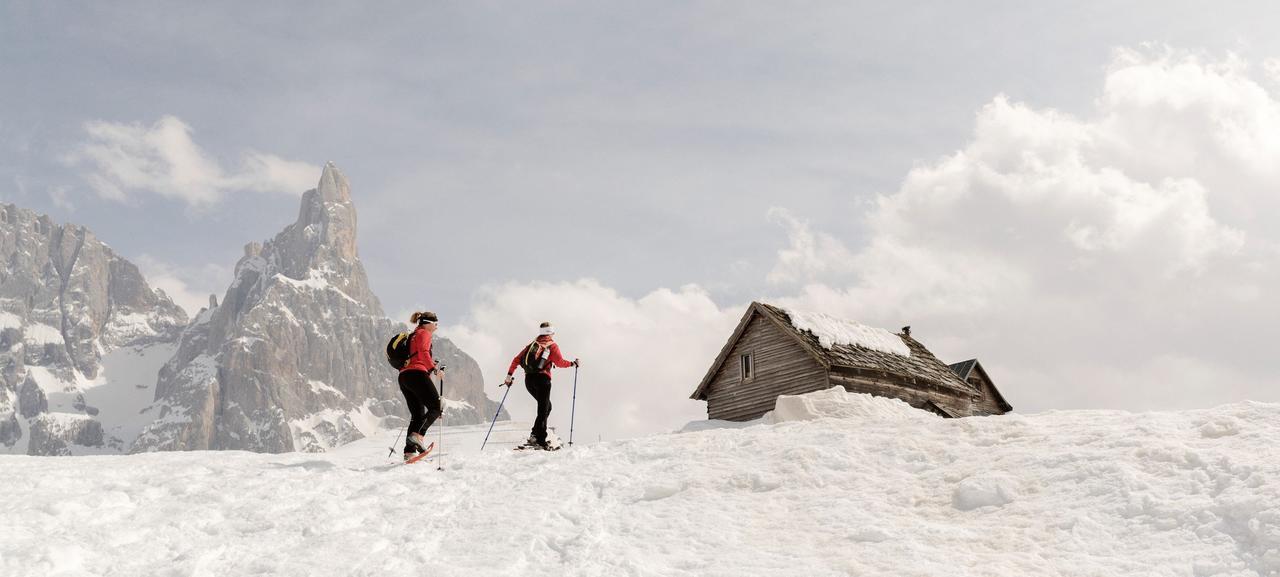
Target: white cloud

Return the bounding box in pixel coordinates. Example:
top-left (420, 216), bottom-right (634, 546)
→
top-left (443, 279), bottom-right (743, 442)
top-left (776, 47), bottom-right (1280, 411)
top-left (48, 186), bottom-right (74, 211)
top-left (134, 255), bottom-right (232, 316)
top-left (10, 174), bottom-right (29, 200)
top-left (1265, 57), bottom-right (1280, 87)
top-left (765, 207), bottom-right (857, 286)
top-left (65, 115), bottom-right (319, 206)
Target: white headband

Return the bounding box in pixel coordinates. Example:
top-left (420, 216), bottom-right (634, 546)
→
top-left (539, 326), bottom-right (555, 336)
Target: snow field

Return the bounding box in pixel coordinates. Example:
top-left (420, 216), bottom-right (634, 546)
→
top-left (4, 344), bottom-right (177, 456)
top-left (2, 390), bottom-right (1279, 576)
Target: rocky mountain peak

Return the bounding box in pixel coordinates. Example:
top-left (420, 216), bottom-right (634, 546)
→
top-left (133, 164), bottom-right (503, 453)
top-left (316, 161), bottom-right (350, 204)
top-left (0, 203), bottom-right (188, 455)
top-left (270, 163), bottom-right (363, 300)
top-left (290, 162), bottom-right (357, 267)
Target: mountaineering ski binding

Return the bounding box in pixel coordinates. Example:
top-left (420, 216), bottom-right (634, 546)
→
top-left (403, 440), bottom-right (436, 464)
top-left (514, 434), bottom-right (563, 452)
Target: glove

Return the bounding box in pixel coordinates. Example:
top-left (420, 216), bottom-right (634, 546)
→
top-left (572, 359), bottom-right (580, 367)
top-left (502, 375), bottom-right (513, 386)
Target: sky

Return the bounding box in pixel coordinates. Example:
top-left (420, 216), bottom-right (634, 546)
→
top-left (4, 1), bottom-right (1280, 441)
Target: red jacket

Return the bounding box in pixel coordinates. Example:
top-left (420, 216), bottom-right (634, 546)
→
top-left (507, 337), bottom-right (573, 378)
top-left (400, 325), bottom-right (437, 374)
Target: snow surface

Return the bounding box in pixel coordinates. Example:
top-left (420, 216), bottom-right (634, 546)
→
top-left (307, 379), bottom-right (346, 397)
top-left (274, 268), bottom-right (360, 306)
top-left (784, 308), bottom-right (911, 356)
top-left (24, 366), bottom-right (70, 396)
top-left (3, 390), bottom-right (1279, 576)
top-left (101, 311), bottom-right (164, 344)
top-left (22, 322), bottom-right (65, 345)
top-left (3, 344), bottom-right (178, 456)
top-left (78, 344), bottom-right (178, 453)
top-left (0, 310), bottom-right (21, 330)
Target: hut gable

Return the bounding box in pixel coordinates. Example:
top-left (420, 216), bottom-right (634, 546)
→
top-left (692, 305), bottom-right (830, 421)
top-left (693, 302), bottom-right (1009, 421)
top-left (948, 359), bottom-right (1013, 415)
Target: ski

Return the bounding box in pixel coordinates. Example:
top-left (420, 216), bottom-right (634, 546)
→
top-left (403, 441), bottom-right (436, 465)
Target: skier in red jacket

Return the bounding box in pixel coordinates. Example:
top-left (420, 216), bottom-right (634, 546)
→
top-left (401, 311), bottom-right (444, 461)
top-left (504, 321), bottom-right (577, 450)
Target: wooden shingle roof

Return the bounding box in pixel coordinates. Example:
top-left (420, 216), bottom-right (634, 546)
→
top-left (948, 359), bottom-right (978, 380)
top-left (691, 302), bottom-right (980, 400)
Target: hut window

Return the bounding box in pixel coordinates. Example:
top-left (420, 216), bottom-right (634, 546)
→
top-left (740, 352), bottom-right (754, 382)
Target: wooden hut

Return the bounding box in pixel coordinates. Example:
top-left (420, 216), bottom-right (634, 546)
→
top-left (690, 302), bottom-right (1012, 421)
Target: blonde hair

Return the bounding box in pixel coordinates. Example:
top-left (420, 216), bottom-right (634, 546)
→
top-left (410, 311), bottom-right (438, 324)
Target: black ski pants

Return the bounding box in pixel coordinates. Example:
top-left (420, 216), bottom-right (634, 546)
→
top-left (399, 369), bottom-right (441, 452)
top-left (525, 372), bottom-right (553, 444)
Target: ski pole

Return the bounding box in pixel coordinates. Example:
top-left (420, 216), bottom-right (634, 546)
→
top-left (437, 366), bottom-right (446, 471)
top-left (481, 382), bottom-right (513, 451)
top-left (569, 364), bottom-right (579, 446)
top-left (387, 429), bottom-right (403, 459)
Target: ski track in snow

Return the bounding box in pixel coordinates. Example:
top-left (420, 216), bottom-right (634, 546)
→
top-left (2, 391), bottom-right (1280, 576)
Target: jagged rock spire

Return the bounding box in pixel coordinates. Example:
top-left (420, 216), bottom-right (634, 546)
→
top-left (316, 161), bottom-right (351, 204)
top-left (132, 164), bottom-right (503, 454)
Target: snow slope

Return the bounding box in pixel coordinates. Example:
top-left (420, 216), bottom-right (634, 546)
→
top-left (2, 388), bottom-right (1278, 576)
top-left (5, 343), bottom-right (177, 456)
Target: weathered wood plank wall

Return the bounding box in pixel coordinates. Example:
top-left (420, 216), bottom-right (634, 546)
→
top-left (966, 373), bottom-right (1006, 416)
top-left (703, 314), bottom-right (828, 421)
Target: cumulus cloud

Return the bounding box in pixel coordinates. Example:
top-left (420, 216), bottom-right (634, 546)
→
top-left (443, 280), bottom-right (743, 442)
top-left (65, 115), bottom-right (319, 206)
top-left (766, 207), bottom-right (858, 286)
top-left (1265, 58), bottom-right (1280, 87)
top-left (779, 46), bottom-right (1280, 411)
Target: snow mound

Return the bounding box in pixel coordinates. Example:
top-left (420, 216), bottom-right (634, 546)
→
top-left (784, 308), bottom-right (911, 356)
top-left (952, 472), bottom-right (1021, 511)
top-left (765, 386), bottom-right (932, 423)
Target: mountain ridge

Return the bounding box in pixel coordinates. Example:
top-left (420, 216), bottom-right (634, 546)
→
top-left (0, 202), bottom-right (188, 454)
top-left (2, 163), bottom-right (504, 455)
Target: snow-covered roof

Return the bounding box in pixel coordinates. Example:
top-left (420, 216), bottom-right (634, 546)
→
top-left (783, 308), bottom-right (911, 357)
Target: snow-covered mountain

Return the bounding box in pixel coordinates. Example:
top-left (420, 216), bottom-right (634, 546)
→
top-left (2, 388), bottom-right (1276, 575)
top-left (0, 204), bottom-right (188, 455)
top-left (131, 163), bottom-right (503, 453)
top-left (1, 163), bottom-right (502, 456)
